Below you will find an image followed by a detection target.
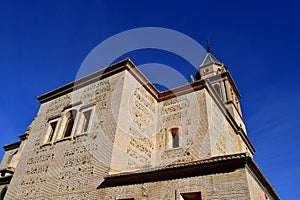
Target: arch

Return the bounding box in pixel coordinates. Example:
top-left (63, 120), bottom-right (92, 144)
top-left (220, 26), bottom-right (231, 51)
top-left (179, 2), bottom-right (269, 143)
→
top-left (62, 110), bottom-right (77, 138)
top-left (167, 127), bottom-right (180, 148)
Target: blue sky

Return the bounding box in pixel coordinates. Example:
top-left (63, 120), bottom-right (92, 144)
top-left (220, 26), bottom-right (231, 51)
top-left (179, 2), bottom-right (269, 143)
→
top-left (0, 0), bottom-right (299, 198)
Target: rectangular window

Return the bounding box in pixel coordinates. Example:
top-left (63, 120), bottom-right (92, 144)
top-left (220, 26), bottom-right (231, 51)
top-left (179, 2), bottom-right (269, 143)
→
top-left (47, 121), bottom-right (57, 142)
top-left (82, 110), bottom-right (92, 132)
top-left (170, 128), bottom-right (179, 148)
top-left (213, 84), bottom-right (222, 100)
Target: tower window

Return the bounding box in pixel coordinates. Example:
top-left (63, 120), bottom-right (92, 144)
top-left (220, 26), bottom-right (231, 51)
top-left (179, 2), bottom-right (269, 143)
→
top-left (63, 110), bottom-right (77, 138)
top-left (82, 109), bottom-right (92, 133)
top-left (47, 121), bottom-right (57, 142)
top-left (213, 84), bottom-right (222, 99)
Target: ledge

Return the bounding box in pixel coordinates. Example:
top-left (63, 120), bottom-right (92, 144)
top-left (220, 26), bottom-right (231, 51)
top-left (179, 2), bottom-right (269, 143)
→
top-left (54, 137), bottom-right (72, 144)
top-left (40, 142), bottom-right (52, 148)
top-left (74, 133), bottom-right (88, 138)
top-left (0, 175), bottom-right (12, 185)
top-left (3, 141), bottom-right (21, 151)
top-left (18, 133), bottom-right (29, 141)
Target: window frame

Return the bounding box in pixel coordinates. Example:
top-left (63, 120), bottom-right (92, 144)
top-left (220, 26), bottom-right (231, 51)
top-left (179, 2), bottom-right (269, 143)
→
top-left (44, 118), bottom-right (60, 144)
top-left (213, 83), bottom-right (222, 100)
top-left (166, 127), bottom-right (180, 149)
top-left (78, 106), bottom-right (94, 135)
top-left (55, 109), bottom-right (79, 141)
top-left (62, 110), bottom-right (77, 138)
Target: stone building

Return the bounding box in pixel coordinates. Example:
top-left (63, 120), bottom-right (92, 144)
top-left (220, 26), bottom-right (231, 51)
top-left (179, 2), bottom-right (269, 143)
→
top-left (0, 51), bottom-right (279, 199)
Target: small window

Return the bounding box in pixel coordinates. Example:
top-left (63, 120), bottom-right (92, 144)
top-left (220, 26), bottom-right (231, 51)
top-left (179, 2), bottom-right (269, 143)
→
top-left (63, 110), bottom-right (77, 138)
top-left (213, 84), bottom-right (222, 99)
top-left (82, 109), bottom-right (92, 133)
top-left (180, 192), bottom-right (202, 200)
top-left (170, 128), bottom-right (179, 148)
top-left (47, 121), bottom-right (57, 142)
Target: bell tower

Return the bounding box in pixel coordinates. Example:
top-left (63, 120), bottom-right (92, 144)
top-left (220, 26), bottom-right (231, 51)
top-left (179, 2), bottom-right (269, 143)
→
top-left (196, 44), bottom-right (246, 133)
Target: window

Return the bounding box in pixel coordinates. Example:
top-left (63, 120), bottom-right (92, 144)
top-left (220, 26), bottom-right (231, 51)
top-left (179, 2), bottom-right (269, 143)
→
top-left (213, 84), bottom-right (222, 99)
top-left (168, 127), bottom-right (179, 148)
top-left (180, 192), bottom-right (202, 200)
top-left (62, 110), bottom-right (77, 138)
top-left (81, 109), bottom-right (92, 133)
top-left (8, 150), bottom-right (18, 169)
top-left (47, 121), bottom-right (57, 142)
top-left (44, 119), bottom-right (59, 143)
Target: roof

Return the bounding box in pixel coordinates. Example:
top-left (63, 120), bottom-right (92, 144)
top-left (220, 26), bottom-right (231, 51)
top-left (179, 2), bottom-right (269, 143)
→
top-left (98, 153), bottom-right (279, 200)
top-left (200, 52), bottom-right (222, 67)
top-left (100, 153), bottom-right (248, 183)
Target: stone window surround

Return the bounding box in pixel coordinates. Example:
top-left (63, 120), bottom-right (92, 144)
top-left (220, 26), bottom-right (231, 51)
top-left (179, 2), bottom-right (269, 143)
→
top-left (43, 102), bottom-right (96, 145)
top-left (77, 103), bottom-right (95, 136)
top-left (43, 117), bottom-right (60, 144)
top-left (166, 127), bottom-right (180, 149)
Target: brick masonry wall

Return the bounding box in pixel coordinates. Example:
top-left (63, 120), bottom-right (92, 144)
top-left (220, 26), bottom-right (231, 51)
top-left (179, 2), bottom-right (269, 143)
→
top-left (246, 167), bottom-right (275, 200)
top-left (4, 72), bottom-right (126, 200)
top-left (2, 67), bottom-right (266, 199)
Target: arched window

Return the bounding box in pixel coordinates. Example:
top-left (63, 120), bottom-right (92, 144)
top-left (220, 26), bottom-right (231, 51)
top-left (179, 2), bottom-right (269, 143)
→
top-left (63, 110), bottom-right (77, 138)
top-left (168, 128), bottom-right (179, 148)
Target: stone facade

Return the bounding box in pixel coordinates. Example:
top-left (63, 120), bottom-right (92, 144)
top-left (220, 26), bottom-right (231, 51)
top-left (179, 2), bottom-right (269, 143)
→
top-left (0, 54), bottom-right (279, 199)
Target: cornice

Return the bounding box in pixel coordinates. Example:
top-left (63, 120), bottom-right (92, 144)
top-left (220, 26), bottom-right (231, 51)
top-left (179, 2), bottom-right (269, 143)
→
top-left (18, 133), bottom-right (29, 141)
top-left (37, 58), bottom-right (206, 104)
top-left (0, 175), bottom-right (12, 185)
top-left (37, 59), bottom-right (132, 103)
top-left (98, 153), bottom-right (248, 188)
top-left (3, 141), bottom-right (21, 151)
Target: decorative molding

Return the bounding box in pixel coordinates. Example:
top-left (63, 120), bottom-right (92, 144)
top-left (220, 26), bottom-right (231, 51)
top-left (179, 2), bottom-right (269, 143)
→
top-left (18, 133), bottom-right (29, 141)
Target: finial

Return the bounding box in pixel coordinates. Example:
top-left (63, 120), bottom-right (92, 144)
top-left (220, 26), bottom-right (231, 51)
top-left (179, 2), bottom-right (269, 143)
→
top-left (190, 74), bottom-right (195, 83)
top-left (206, 39), bottom-right (211, 53)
